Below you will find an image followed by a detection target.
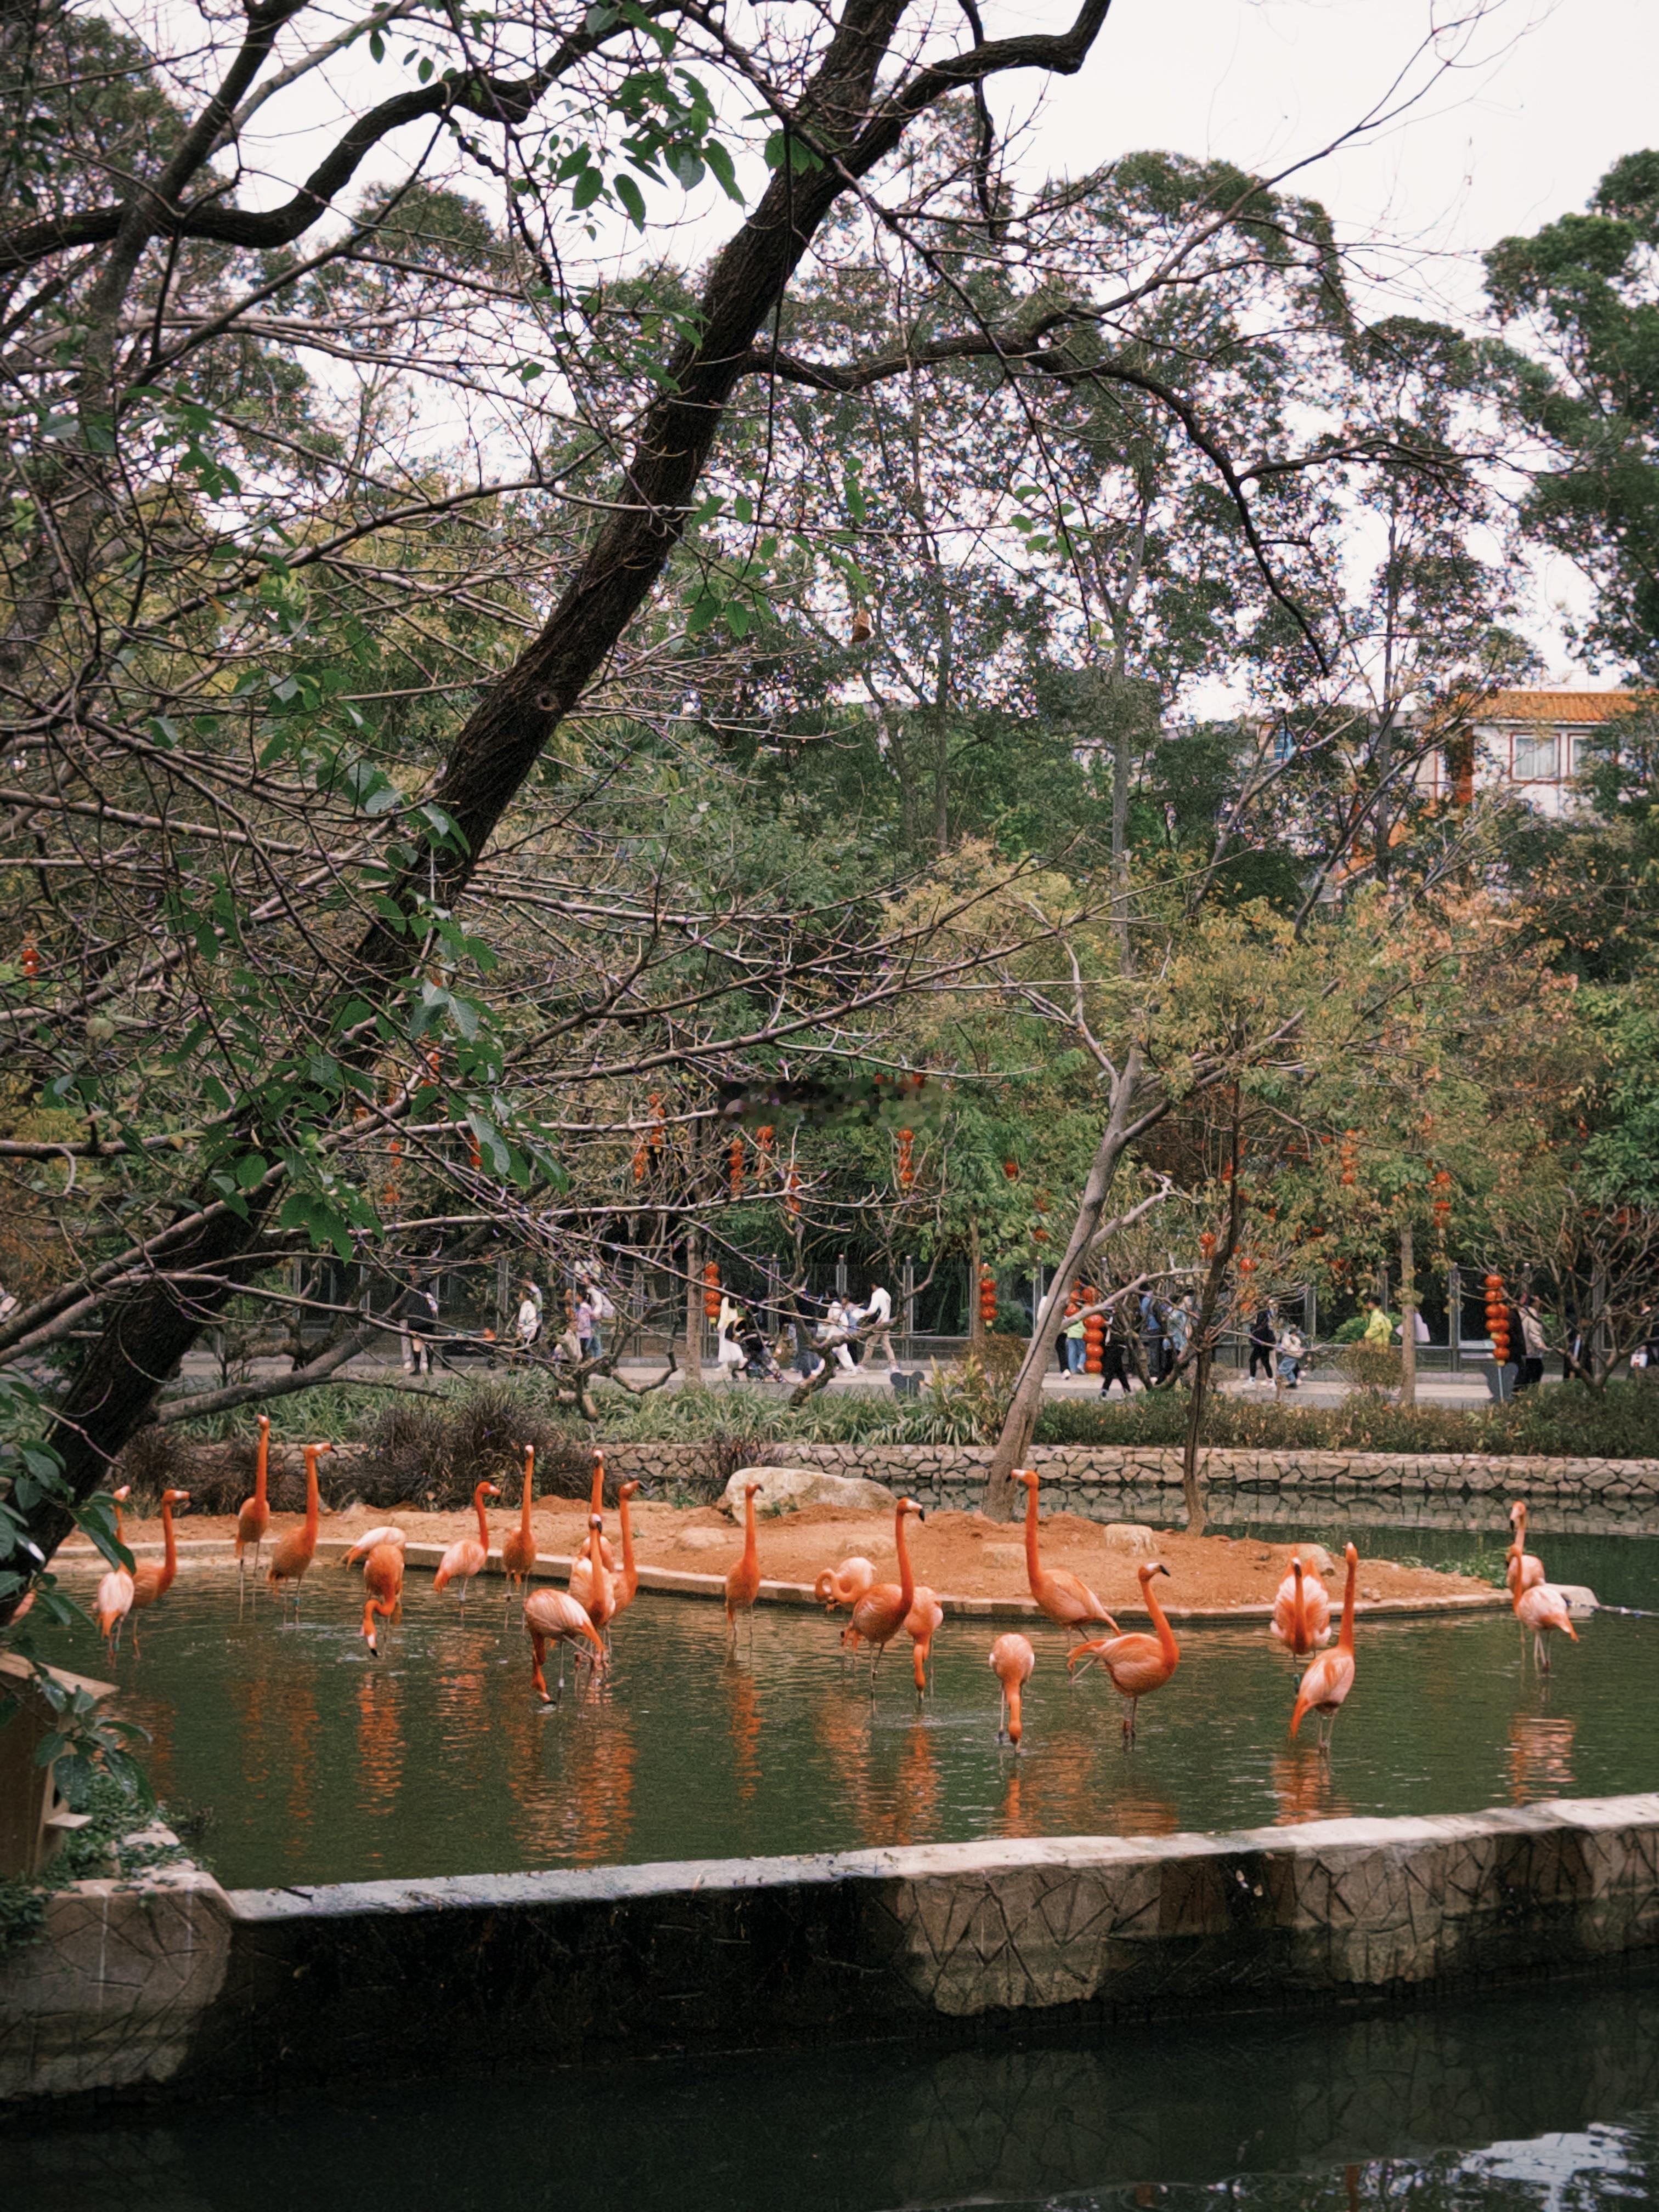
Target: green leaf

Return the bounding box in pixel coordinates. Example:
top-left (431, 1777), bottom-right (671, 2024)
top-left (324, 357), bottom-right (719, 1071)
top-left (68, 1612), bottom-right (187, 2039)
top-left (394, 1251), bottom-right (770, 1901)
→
top-left (572, 168), bottom-right (605, 212)
top-left (614, 173), bottom-right (647, 229)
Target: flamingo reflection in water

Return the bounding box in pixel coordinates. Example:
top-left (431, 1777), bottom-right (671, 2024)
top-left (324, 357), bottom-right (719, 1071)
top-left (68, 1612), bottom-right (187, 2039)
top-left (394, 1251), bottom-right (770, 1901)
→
top-left (1271, 1748), bottom-right (1348, 1828)
top-left (1507, 1710), bottom-right (1576, 1803)
top-left (890, 1718), bottom-right (941, 1847)
top-left (354, 1668), bottom-right (405, 1820)
top-left (727, 1661), bottom-right (761, 1805)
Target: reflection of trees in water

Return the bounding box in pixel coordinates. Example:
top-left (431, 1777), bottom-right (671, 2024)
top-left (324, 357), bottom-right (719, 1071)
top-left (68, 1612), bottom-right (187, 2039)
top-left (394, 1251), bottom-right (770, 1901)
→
top-left (353, 1669), bottom-right (404, 1821)
top-left (1507, 1709), bottom-right (1577, 1804)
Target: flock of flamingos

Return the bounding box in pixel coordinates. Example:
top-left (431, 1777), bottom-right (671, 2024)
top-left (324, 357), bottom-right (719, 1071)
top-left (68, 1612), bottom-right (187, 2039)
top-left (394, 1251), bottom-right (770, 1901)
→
top-left (90, 1415), bottom-right (1582, 1753)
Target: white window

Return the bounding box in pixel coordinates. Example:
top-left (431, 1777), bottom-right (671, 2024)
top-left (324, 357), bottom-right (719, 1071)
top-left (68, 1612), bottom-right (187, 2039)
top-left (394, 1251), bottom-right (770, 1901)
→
top-left (1512, 728), bottom-right (1559, 780)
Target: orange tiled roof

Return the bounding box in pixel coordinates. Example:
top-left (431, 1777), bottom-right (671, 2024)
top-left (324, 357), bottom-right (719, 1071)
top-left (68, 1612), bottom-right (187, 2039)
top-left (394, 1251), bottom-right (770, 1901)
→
top-left (1475, 689), bottom-right (1650, 724)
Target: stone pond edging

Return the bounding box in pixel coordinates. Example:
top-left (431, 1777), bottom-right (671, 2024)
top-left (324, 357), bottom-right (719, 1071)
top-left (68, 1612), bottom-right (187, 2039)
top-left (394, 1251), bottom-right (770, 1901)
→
top-left (7, 1793), bottom-right (1659, 2108)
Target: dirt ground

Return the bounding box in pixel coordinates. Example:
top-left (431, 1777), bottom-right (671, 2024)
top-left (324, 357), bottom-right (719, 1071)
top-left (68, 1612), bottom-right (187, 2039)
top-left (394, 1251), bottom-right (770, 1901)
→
top-left (82, 1497), bottom-right (1497, 1613)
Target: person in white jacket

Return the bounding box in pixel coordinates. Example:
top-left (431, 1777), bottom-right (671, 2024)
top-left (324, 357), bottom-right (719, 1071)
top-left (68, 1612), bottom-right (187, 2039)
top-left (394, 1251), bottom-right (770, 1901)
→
top-left (862, 1283), bottom-right (894, 1363)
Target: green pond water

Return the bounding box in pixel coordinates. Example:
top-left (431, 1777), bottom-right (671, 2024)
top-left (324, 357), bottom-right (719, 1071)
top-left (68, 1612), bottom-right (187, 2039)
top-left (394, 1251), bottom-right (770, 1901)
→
top-left (12, 1973), bottom-right (1659, 2209)
top-left (38, 1528), bottom-right (1659, 1891)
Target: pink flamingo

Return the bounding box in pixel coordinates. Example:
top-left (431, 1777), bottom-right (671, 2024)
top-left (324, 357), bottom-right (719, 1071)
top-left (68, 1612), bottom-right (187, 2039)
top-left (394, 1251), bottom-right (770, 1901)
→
top-left (341, 1524), bottom-right (408, 1566)
top-left (990, 1632), bottom-right (1035, 1745)
top-left (1515, 1579), bottom-right (1579, 1673)
top-left (94, 1485), bottom-right (136, 1658)
top-left (128, 1487), bottom-right (189, 1655)
top-left (848, 1498), bottom-right (924, 1689)
top-left (234, 1415), bottom-right (272, 1596)
top-left (523, 1588), bottom-right (606, 1701)
top-left (609, 1480), bottom-right (641, 1621)
top-left (569, 1511), bottom-right (617, 1638)
top-left (905, 1585), bottom-right (944, 1695)
top-left (1069, 1561), bottom-right (1181, 1742)
top-left (356, 1536), bottom-right (406, 1655)
top-left (575, 1448), bottom-right (616, 1572)
top-left (268, 1443), bottom-right (331, 1619)
top-left (433, 1479), bottom-right (499, 1610)
top-left (1271, 1555), bottom-right (1332, 1657)
top-left (724, 1481), bottom-right (761, 1646)
top-left (1290, 1543), bottom-right (1359, 1753)
top-left (1015, 1468), bottom-right (1119, 1641)
top-left (500, 1445), bottom-right (539, 1616)
top-left (1506, 1500), bottom-right (1545, 1599)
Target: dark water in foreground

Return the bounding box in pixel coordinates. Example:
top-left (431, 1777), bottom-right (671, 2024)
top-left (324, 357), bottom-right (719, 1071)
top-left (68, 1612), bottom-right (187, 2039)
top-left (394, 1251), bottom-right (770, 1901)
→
top-left (12, 1974), bottom-right (1659, 2209)
top-left (38, 1530), bottom-right (1659, 1890)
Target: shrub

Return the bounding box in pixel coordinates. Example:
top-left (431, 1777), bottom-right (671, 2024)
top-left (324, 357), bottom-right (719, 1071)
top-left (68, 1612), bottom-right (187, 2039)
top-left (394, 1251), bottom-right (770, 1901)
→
top-left (357, 1384), bottom-right (594, 1511)
top-left (1336, 1342), bottom-right (1402, 1398)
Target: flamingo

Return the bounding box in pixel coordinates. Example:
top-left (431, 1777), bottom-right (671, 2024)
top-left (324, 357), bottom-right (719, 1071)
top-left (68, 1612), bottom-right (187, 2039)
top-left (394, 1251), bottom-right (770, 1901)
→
top-left (847, 1497), bottom-right (926, 1689)
top-left (523, 1588), bottom-right (606, 1701)
top-left (905, 1585), bottom-right (944, 1696)
top-left (128, 1487), bottom-right (189, 1654)
top-left (500, 1445), bottom-right (539, 1615)
top-left (724, 1481), bottom-right (761, 1644)
top-left (1069, 1561), bottom-right (1181, 1742)
top-left (815, 1556), bottom-right (876, 1611)
top-left (341, 1525), bottom-right (408, 1566)
top-left (569, 1511), bottom-right (617, 1638)
top-left (1014, 1468), bottom-right (1119, 1643)
top-left (575, 1448), bottom-right (616, 1572)
top-left (1271, 1555), bottom-right (1333, 1657)
top-left (1290, 1542), bottom-right (1360, 1753)
top-left (433, 1479), bottom-right (499, 1610)
top-left (1506, 1500), bottom-right (1545, 1599)
top-left (94, 1484), bottom-right (136, 1658)
top-left (356, 1535), bottom-right (406, 1655)
top-left (267, 1443), bottom-right (331, 1619)
top-left (609, 1480), bottom-right (641, 1622)
top-left (234, 1415), bottom-right (272, 1595)
top-left (990, 1632), bottom-right (1035, 1745)
top-left (1515, 1579), bottom-right (1579, 1673)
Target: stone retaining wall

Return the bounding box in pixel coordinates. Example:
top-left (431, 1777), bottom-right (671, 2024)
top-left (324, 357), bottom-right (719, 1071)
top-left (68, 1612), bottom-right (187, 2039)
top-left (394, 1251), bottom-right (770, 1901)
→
top-left (8, 1793), bottom-right (1659, 2108)
top-left (596, 1440), bottom-right (1659, 1522)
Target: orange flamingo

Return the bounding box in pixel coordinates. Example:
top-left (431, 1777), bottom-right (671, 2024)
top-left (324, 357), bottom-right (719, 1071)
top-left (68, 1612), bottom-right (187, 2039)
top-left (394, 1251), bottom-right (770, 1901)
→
top-left (905, 1585), bottom-right (944, 1695)
top-left (128, 1487), bottom-right (189, 1654)
top-left (523, 1587), bottom-right (606, 1701)
top-left (1271, 1555), bottom-right (1332, 1657)
top-left (575, 1448), bottom-right (616, 1571)
top-left (268, 1443), bottom-right (331, 1618)
top-left (815, 1555), bottom-right (876, 1610)
top-left (1506, 1500), bottom-right (1545, 1598)
top-left (94, 1484), bottom-right (136, 1658)
top-left (1515, 1578), bottom-right (1579, 1672)
top-left (341, 1524), bottom-right (408, 1565)
top-left (235, 1415), bottom-right (272, 1594)
top-left (610, 1480), bottom-right (641, 1621)
top-left (356, 1536), bottom-right (406, 1655)
top-left (569, 1511), bottom-right (617, 1638)
top-left (1014, 1468), bottom-right (1119, 1641)
top-left (1069, 1561), bottom-right (1181, 1741)
top-left (848, 1497), bottom-right (925, 1688)
top-left (434, 1479), bottom-right (499, 1610)
top-left (500, 1446), bottom-right (539, 1614)
top-left (724, 1481), bottom-right (761, 1644)
top-left (990, 1632), bottom-right (1035, 1745)
top-left (1290, 1542), bottom-right (1359, 1752)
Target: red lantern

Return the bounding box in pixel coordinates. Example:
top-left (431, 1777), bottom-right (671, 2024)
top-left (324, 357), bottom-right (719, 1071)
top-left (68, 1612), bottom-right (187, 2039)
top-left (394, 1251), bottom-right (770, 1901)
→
top-left (1003, 1158), bottom-right (1020, 1182)
top-left (631, 1139), bottom-right (647, 1182)
top-left (785, 1166), bottom-right (800, 1218)
top-left (1239, 1252), bottom-right (1256, 1278)
top-left (19, 939), bottom-right (37, 980)
top-left (897, 1128), bottom-right (916, 1190)
top-left (1082, 1304), bottom-right (1105, 1374)
top-left (648, 1094), bottom-right (665, 1151)
top-left (1340, 1130), bottom-right (1358, 1188)
top-left (729, 1137), bottom-right (744, 1197)
top-left (466, 1127), bottom-right (482, 1172)
top-left (978, 1267), bottom-right (998, 1328)
top-left (1199, 1231), bottom-right (1216, 1262)
top-left (702, 1262), bottom-right (721, 1320)
top-left (756, 1125), bottom-right (775, 1164)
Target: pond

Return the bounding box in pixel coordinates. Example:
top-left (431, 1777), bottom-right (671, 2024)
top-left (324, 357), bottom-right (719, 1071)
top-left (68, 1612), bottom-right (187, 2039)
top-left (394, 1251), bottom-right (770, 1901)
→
top-left (38, 1531), bottom-right (1659, 1891)
top-left (13, 1970), bottom-right (1659, 2209)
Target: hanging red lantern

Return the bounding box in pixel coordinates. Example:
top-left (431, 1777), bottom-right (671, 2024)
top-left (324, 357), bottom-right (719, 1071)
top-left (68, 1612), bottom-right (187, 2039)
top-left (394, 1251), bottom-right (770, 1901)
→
top-left (756, 1125), bottom-right (775, 1165)
top-left (702, 1262), bottom-right (721, 1321)
top-left (729, 1137), bottom-right (744, 1197)
top-left (785, 1166), bottom-right (800, 1218)
top-left (1199, 1231), bottom-right (1216, 1262)
top-left (1238, 1252), bottom-right (1257, 1279)
top-left (466, 1127), bottom-right (483, 1172)
top-left (20, 939), bottom-right (38, 979)
top-left (1339, 1130), bottom-right (1358, 1187)
top-left (978, 1267), bottom-right (998, 1327)
top-left (631, 1139), bottom-right (648, 1182)
top-left (1082, 1303), bottom-right (1105, 1374)
top-left (648, 1094), bottom-right (665, 1150)
top-left (896, 1128), bottom-right (915, 1189)
top-left (1003, 1158), bottom-right (1020, 1182)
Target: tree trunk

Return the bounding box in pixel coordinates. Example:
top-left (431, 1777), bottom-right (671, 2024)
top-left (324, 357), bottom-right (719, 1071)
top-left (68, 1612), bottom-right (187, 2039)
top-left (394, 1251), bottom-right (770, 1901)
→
top-left (1399, 1221), bottom-right (1417, 1407)
top-left (684, 1226), bottom-right (704, 1393)
top-left (982, 1048), bottom-right (1155, 1518)
top-left (1181, 1341), bottom-right (1212, 1534)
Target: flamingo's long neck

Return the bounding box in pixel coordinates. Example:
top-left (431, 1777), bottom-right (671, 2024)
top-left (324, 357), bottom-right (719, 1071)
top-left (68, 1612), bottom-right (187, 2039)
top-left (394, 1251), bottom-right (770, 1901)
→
top-left (520, 1451), bottom-right (535, 1541)
top-left (1291, 1561), bottom-right (1307, 1651)
top-left (302, 1452), bottom-right (320, 1545)
top-left (895, 1508), bottom-right (915, 1615)
top-left (590, 1458), bottom-right (605, 1518)
top-left (742, 1488), bottom-right (758, 1576)
top-left (1143, 1575), bottom-right (1178, 1668)
top-left (1023, 1480), bottom-right (1043, 1588)
top-left (159, 1498), bottom-right (179, 1593)
top-left (113, 1497), bottom-right (127, 1550)
top-left (1338, 1551), bottom-right (1357, 1652)
top-left (253, 1427), bottom-right (269, 1511)
top-left (619, 1491), bottom-right (636, 1593)
top-left (474, 1485), bottom-right (491, 1548)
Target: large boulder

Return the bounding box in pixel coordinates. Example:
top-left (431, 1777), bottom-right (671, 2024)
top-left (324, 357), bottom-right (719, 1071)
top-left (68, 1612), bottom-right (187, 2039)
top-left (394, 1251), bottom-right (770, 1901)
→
top-left (721, 1465), bottom-right (898, 1518)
